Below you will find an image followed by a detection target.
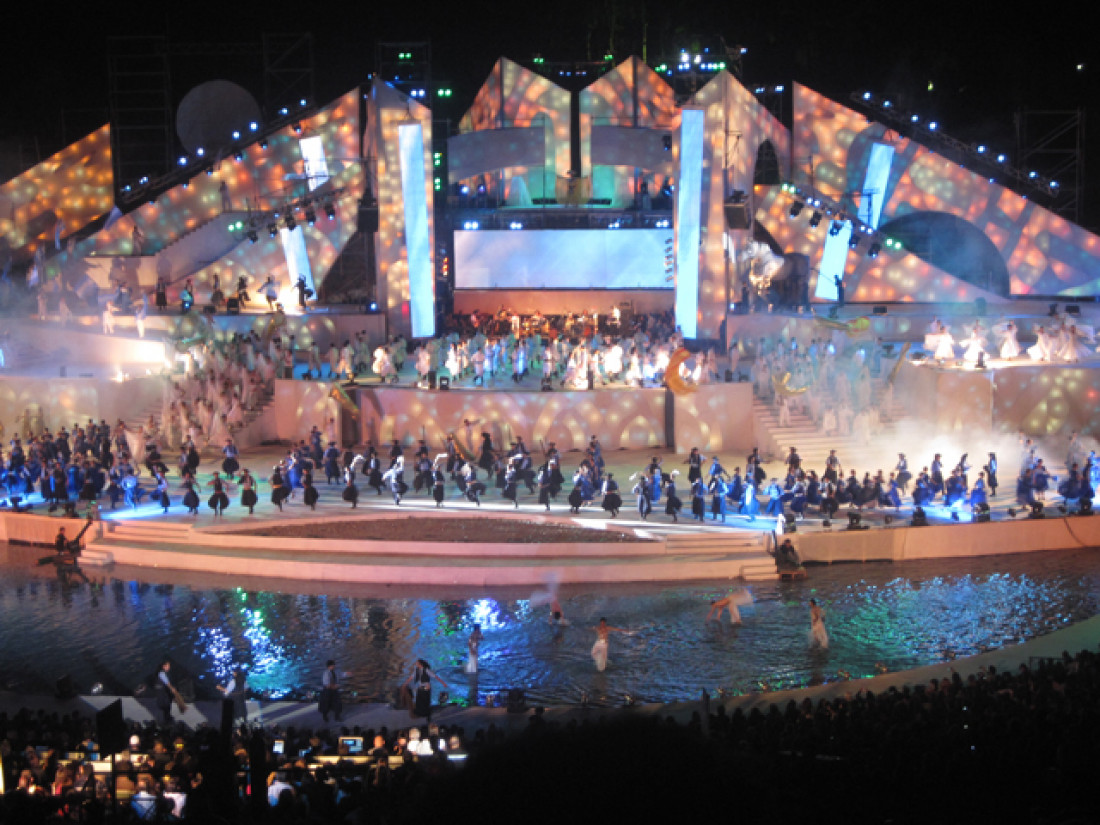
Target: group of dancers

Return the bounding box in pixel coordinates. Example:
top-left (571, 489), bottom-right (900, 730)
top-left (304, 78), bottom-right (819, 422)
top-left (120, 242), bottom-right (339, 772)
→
top-left (923, 313), bottom-right (1099, 365)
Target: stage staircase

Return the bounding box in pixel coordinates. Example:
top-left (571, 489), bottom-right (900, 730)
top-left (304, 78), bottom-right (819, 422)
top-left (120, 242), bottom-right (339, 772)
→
top-left (80, 513), bottom-right (778, 585)
top-left (752, 378), bottom-right (908, 476)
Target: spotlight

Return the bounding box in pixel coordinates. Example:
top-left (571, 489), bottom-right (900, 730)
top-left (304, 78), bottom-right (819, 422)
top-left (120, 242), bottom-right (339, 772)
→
top-left (285, 215), bottom-right (296, 230)
top-left (789, 202), bottom-right (804, 218)
top-left (293, 123), bottom-right (302, 134)
top-left (249, 121), bottom-right (259, 131)
top-left (278, 107), bottom-right (289, 116)
top-left (809, 211), bottom-right (823, 228)
top-left (267, 223), bottom-right (278, 238)
top-left (822, 518), bottom-right (831, 528)
top-left (369, 301), bottom-right (378, 311)
top-left (996, 154), bottom-right (1007, 163)
top-left (1080, 499), bottom-right (1093, 515)
top-left (867, 243), bottom-right (881, 258)
top-left (1007, 508), bottom-right (1017, 518)
top-left (910, 114), bottom-right (920, 123)
top-left (848, 236), bottom-right (861, 250)
top-left (1028, 501), bottom-right (1045, 519)
top-left (260, 140), bottom-right (268, 149)
top-left (662, 135), bottom-right (672, 151)
top-left (911, 506), bottom-right (928, 527)
top-left (884, 514), bottom-right (894, 525)
top-left (305, 206), bottom-right (317, 226)
top-left (177, 155), bottom-right (188, 166)
top-left (247, 230), bottom-right (258, 244)
top-left (829, 221), bottom-right (842, 236)
top-left (846, 511), bottom-right (865, 530)
top-left (232, 130), bottom-right (241, 139)
top-left (973, 502), bottom-right (991, 523)
top-left (234, 151), bottom-right (243, 162)
top-left (324, 202), bottom-right (336, 220)
top-left (928, 121), bottom-right (938, 131)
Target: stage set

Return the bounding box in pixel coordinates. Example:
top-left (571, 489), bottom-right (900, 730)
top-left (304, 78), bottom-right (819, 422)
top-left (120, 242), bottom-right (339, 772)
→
top-left (4, 54), bottom-right (1100, 569)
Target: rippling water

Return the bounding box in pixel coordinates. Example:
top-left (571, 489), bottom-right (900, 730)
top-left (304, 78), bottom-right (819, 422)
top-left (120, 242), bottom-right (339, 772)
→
top-left (1, 544), bottom-right (1098, 706)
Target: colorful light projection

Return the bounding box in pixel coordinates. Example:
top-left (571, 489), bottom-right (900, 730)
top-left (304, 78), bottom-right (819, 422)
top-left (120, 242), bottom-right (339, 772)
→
top-left (54, 90), bottom-right (363, 311)
top-left (579, 56), bottom-right (680, 207)
top-left (456, 57), bottom-right (571, 203)
top-left (356, 386), bottom-right (667, 453)
top-left (754, 184), bottom-right (1003, 303)
top-left (686, 72), bottom-right (790, 337)
top-left (791, 83), bottom-right (1100, 297)
top-left (0, 125), bottom-right (113, 259)
top-left (366, 81), bottom-right (434, 337)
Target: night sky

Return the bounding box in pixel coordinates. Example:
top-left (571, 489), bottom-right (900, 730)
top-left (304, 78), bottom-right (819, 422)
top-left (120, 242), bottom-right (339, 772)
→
top-left (3, 0), bottom-right (1096, 225)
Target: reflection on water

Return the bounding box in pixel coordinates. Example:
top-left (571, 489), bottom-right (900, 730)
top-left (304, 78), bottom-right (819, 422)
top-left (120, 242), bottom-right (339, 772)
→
top-left (1, 544), bottom-right (1098, 706)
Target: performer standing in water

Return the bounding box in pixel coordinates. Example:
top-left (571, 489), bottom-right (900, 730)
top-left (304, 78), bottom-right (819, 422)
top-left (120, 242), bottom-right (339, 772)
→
top-left (465, 624), bottom-right (484, 674)
top-left (591, 617), bottom-right (628, 672)
top-left (809, 599), bottom-right (829, 649)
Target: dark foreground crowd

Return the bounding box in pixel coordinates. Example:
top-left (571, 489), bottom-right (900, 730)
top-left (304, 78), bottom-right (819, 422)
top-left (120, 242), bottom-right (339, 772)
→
top-left (2, 647), bottom-right (1099, 824)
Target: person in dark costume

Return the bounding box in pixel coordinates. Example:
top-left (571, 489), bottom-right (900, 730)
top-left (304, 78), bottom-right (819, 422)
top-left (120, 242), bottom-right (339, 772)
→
top-left (367, 452), bottom-right (384, 495)
top-left (182, 478), bottom-right (200, 514)
top-left (536, 463), bottom-right (552, 511)
top-left (684, 447), bottom-right (704, 484)
top-left (478, 432), bottom-right (495, 472)
top-left (207, 472), bottom-right (230, 516)
top-left (402, 659), bottom-right (448, 720)
top-left (985, 452), bottom-right (999, 496)
top-left (154, 470), bottom-right (171, 513)
top-left (568, 483), bottom-right (584, 514)
top-left (323, 442), bottom-right (341, 485)
top-left (691, 477), bottom-right (706, 521)
top-left (432, 465), bottom-right (446, 508)
top-left (664, 472), bottom-right (682, 521)
top-left (632, 472), bottom-right (651, 520)
top-left (502, 460), bottom-right (519, 508)
top-left (342, 471), bottom-right (360, 508)
top-left (302, 468), bottom-right (319, 510)
top-left (601, 473), bottom-right (622, 517)
top-left (239, 468), bottom-right (258, 514)
top-left (221, 439), bottom-right (240, 479)
top-left (270, 466), bottom-right (291, 510)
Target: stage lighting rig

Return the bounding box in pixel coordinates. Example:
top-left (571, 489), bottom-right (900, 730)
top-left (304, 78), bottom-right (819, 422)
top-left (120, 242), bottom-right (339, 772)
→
top-left (911, 506), bottom-right (928, 527)
top-left (789, 202), bottom-right (804, 218)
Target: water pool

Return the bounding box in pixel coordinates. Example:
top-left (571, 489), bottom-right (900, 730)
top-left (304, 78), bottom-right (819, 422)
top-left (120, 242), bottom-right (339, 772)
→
top-left (1, 544), bottom-right (1097, 706)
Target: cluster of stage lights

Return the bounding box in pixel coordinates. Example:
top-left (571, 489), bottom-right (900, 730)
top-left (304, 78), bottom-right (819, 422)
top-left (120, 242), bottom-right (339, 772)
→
top-left (653, 49), bottom-right (737, 75)
top-left (258, 196), bottom-right (338, 240)
top-left (781, 182), bottom-right (899, 258)
top-left (121, 99), bottom-right (310, 198)
top-left (855, 91), bottom-right (1061, 195)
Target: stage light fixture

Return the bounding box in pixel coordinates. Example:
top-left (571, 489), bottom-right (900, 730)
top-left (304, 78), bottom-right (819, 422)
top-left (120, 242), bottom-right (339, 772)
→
top-left (862, 91), bottom-right (872, 101)
top-left (829, 221), bottom-right (842, 236)
top-left (267, 223), bottom-right (278, 238)
top-left (662, 135), bottom-right (672, 151)
top-left (177, 156), bottom-right (188, 166)
top-left (1028, 501), bottom-right (1045, 519)
top-left (305, 207), bottom-right (317, 226)
top-left (1080, 499), bottom-right (1093, 515)
top-left (976, 144), bottom-right (986, 154)
top-left (867, 243), bottom-right (881, 258)
top-left (910, 114), bottom-right (920, 123)
top-left (789, 202), bottom-right (804, 218)
top-left (285, 215), bottom-right (296, 230)
top-left (809, 211), bottom-right (823, 228)
top-left (846, 511), bottom-right (865, 530)
top-left (951, 511), bottom-right (959, 521)
top-left (369, 301), bottom-right (378, 311)
top-left (293, 123), bottom-right (302, 134)
top-left (139, 176), bottom-right (149, 185)
top-left (996, 154), bottom-right (1007, 163)
top-left (247, 230), bottom-right (258, 244)
top-left (300, 98), bottom-right (307, 107)
top-left (232, 130), bottom-right (241, 139)
top-left (324, 202), bottom-right (336, 220)
top-left (911, 506), bottom-right (928, 527)
top-left (928, 121), bottom-right (938, 131)
top-left (234, 151), bottom-right (243, 162)
top-left (848, 236), bottom-right (861, 251)
top-left (260, 140), bottom-right (268, 149)
top-left (278, 107), bottom-right (289, 116)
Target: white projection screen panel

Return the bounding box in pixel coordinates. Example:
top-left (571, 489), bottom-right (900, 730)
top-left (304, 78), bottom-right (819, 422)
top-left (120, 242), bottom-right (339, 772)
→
top-left (455, 229), bottom-right (672, 289)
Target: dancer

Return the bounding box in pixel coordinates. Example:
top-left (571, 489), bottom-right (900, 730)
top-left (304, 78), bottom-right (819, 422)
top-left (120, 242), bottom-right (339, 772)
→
top-left (239, 468), bottom-right (258, 514)
top-left (664, 471), bottom-right (682, 522)
top-left (207, 472), bottom-right (230, 516)
top-left (342, 471), bottom-right (359, 508)
top-left (600, 472), bottom-right (622, 517)
top-left (632, 472), bottom-right (651, 520)
top-left (707, 588), bottom-right (752, 624)
top-left (465, 624), bottom-right (484, 675)
top-left (402, 659), bottom-right (449, 719)
top-left (809, 599), bottom-right (829, 648)
top-left (302, 468), bottom-right (319, 510)
top-left (590, 617), bottom-right (628, 673)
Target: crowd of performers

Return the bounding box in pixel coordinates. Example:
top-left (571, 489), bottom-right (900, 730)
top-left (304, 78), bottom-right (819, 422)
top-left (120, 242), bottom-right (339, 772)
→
top-left (4, 419), bottom-right (1098, 524)
top-left (922, 312), bottom-right (1100, 365)
top-left (352, 307), bottom-right (722, 390)
top-left (737, 329), bottom-right (895, 444)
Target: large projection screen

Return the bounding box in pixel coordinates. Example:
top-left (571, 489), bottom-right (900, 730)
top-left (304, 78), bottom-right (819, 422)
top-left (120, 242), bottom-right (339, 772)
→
top-left (455, 229), bottom-right (672, 289)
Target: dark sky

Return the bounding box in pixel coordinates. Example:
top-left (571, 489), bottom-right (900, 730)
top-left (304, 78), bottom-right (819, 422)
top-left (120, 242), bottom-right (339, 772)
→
top-left (3, 0), bottom-right (1096, 223)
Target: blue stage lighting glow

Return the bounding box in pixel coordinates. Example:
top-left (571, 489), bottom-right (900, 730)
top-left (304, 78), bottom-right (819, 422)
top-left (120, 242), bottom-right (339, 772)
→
top-left (862, 91), bottom-right (872, 100)
top-left (299, 99), bottom-right (307, 107)
top-left (177, 156), bottom-right (188, 166)
top-left (1028, 170), bottom-right (1038, 179)
top-left (774, 85), bottom-right (785, 93)
top-left (232, 130), bottom-right (240, 139)
top-left (249, 122), bottom-right (258, 131)
top-left (279, 107), bottom-right (289, 116)
top-left (997, 154), bottom-right (1007, 163)
top-left (1050, 180), bottom-right (1060, 189)
top-left (928, 121), bottom-right (938, 131)
top-left (196, 147), bottom-right (205, 156)
top-left (674, 108), bottom-right (704, 339)
top-left (399, 122), bottom-right (435, 339)
top-left (910, 114), bottom-right (920, 123)
top-left (976, 145), bottom-right (986, 153)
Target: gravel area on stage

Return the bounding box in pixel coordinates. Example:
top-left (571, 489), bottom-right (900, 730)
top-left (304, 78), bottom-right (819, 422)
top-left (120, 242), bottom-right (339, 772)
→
top-left (229, 518), bottom-right (653, 543)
